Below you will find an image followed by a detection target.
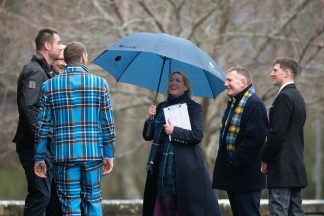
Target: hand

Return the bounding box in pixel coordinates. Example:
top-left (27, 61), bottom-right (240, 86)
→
top-left (261, 162), bottom-right (268, 174)
top-left (34, 162), bottom-right (47, 178)
top-left (103, 158), bottom-right (114, 176)
top-left (164, 119), bottom-right (174, 135)
top-left (148, 105), bottom-right (157, 117)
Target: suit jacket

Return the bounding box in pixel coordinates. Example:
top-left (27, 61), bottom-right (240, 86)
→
top-left (35, 64), bottom-right (116, 163)
top-left (13, 55), bottom-right (54, 152)
top-left (212, 86), bottom-right (268, 192)
top-left (262, 83), bottom-right (308, 188)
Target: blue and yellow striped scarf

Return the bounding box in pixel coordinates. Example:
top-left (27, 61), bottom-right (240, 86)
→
top-left (222, 86), bottom-right (255, 157)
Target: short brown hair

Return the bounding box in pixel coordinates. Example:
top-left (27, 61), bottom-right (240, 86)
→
top-left (35, 28), bottom-right (59, 51)
top-left (64, 42), bottom-right (86, 64)
top-left (273, 57), bottom-right (300, 77)
top-left (227, 67), bottom-right (252, 84)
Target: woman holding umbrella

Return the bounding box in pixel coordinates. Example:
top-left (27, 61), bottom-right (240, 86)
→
top-left (142, 71), bottom-right (222, 216)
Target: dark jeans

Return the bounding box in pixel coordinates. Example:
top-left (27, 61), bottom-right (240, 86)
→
top-left (227, 191), bottom-right (261, 216)
top-left (18, 150), bottom-right (62, 216)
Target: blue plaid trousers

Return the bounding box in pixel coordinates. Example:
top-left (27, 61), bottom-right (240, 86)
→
top-left (54, 161), bottom-right (103, 216)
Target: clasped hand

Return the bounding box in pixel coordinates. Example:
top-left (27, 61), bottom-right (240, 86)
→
top-left (147, 105), bottom-right (174, 135)
top-left (164, 119), bottom-right (174, 135)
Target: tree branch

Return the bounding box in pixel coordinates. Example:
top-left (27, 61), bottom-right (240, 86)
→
top-left (137, 0), bottom-right (165, 32)
top-left (299, 25), bottom-right (324, 63)
top-left (188, 6), bottom-right (217, 40)
top-left (110, 0), bottom-right (124, 24)
top-left (252, 0), bottom-right (314, 60)
top-left (92, 0), bottom-right (114, 25)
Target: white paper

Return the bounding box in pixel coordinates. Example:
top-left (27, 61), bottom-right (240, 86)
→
top-left (163, 103), bottom-right (191, 130)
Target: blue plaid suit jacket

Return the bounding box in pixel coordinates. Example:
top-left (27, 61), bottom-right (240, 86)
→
top-left (35, 65), bottom-right (116, 162)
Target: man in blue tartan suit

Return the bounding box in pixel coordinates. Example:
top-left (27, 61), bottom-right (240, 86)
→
top-left (34, 42), bottom-right (116, 216)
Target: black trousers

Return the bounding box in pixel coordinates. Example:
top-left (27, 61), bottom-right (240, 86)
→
top-left (227, 190), bottom-right (261, 216)
top-left (18, 150), bottom-right (62, 216)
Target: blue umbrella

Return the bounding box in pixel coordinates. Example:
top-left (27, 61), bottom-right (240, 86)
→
top-left (92, 32), bottom-right (225, 102)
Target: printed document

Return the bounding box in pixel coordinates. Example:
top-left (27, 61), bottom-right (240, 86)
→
top-left (163, 103), bottom-right (191, 130)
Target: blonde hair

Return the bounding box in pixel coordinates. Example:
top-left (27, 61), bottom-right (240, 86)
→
top-left (168, 71), bottom-right (192, 98)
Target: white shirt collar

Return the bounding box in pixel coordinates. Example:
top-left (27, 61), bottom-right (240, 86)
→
top-left (278, 82), bottom-right (294, 94)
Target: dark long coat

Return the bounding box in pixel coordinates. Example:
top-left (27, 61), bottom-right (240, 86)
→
top-left (261, 84), bottom-right (308, 188)
top-left (212, 87), bottom-right (268, 192)
top-left (142, 97), bottom-right (221, 216)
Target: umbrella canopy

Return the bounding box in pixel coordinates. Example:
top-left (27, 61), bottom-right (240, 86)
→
top-left (92, 32), bottom-right (225, 101)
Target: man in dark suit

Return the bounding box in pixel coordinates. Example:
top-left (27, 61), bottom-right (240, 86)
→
top-left (213, 67), bottom-right (268, 216)
top-left (261, 57), bottom-right (308, 215)
top-left (13, 28), bottom-right (62, 216)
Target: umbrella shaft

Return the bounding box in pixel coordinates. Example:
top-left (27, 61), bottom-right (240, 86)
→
top-left (154, 56), bottom-right (168, 104)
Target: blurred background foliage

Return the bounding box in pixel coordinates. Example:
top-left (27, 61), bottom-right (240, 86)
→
top-left (0, 0), bottom-right (323, 200)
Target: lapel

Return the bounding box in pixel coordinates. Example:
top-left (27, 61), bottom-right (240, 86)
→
top-left (269, 83), bottom-right (296, 118)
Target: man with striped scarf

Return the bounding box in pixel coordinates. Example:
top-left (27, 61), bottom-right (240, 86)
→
top-left (212, 67), bottom-right (268, 216)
